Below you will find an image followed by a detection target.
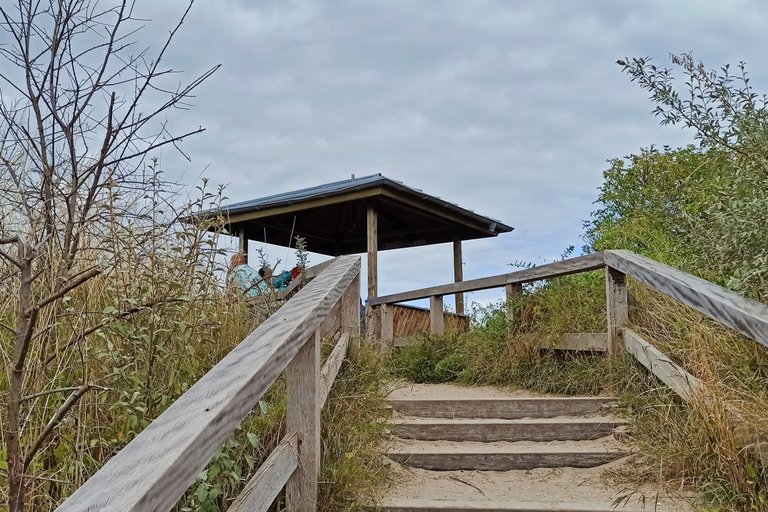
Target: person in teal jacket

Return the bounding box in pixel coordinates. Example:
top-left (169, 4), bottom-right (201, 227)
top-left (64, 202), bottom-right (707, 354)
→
top-left (258, 266), bottom-right (292, 291)
top-left (229, 252), bottom-right (292, 297)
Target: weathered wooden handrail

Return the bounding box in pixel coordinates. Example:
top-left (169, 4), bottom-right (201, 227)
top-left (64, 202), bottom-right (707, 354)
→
top-left (604, 250), bottom-right (768, 349)
top-left (372, 249), bottom-right (768, 401)
top-left (368, 252), bottom-right (606, 305)
top-left (56, 255), bottom-right (361, 512)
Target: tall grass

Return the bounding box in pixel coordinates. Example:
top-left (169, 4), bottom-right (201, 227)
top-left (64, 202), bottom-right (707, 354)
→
top-left (0, 178), bottom-right (390, 510)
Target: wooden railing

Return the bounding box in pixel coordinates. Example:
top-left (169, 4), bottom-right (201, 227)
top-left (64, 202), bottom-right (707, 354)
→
top-left (370, 250), bottom-right (768, 401)
top-left (56, 255), bottom-right (361, 512)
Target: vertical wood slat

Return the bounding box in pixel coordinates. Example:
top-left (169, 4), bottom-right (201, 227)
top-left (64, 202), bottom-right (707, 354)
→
top-left (453, 240), bottom-right (464, 315)
top-left (506, 283), bottom-right (523, 329)
top-left (430, 296), bottom-right (445, 335)
top-left (367, 207), bottom-right (378, 299)
top-left (286, 331), bottom-right (321, 512)
top-left (605, 267), bottom-right (628, 355)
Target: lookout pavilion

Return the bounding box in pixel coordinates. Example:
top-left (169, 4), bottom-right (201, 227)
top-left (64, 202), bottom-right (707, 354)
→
top-left (205, 173), bottom-right (513, 314)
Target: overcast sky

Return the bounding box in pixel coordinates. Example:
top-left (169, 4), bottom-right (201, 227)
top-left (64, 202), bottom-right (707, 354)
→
top-left (135, 0), bottom-right (768, 307)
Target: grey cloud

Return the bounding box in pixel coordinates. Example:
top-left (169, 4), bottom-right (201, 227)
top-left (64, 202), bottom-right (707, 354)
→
top-left (121, 0), bottom-right (768, 300)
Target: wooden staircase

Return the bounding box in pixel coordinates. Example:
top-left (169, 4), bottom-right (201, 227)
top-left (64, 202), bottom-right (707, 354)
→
top-left (377, 383), bottom-right (693, 512)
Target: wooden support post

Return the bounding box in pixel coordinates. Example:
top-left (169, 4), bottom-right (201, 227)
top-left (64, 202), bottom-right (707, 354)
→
top-left (453, 239), bottom-right (464, 315)
top-left (367, 206), bottom-right (378, 300)
top-left (430, 295), bottom-right (445, 335)
top-left (380, 304), bottom-right (394, 350)
top-left (506, 283), bottom-right (523, 330)
top-left (238, 229), bottom-right (248, 262)
top-left (341, 274), bottom-right (361, 352)
top-left (605, 267), bottom-right (628, 355)
top-left (286, 331), bottom-right (321, 511)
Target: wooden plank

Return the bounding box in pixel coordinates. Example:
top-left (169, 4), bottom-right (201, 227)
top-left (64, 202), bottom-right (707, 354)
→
top-left (605, 267), bottom-right (628, 355)
top-left (381, 304), bottom-right (395, 349)
top-left (55, 255), bottom-right (360, 512)
top-left (387, 443), bottom-right (626, 471)
top-left (604, 250), bottom-right (768, 349)
top-left (543, 333), bottom-right (609, 352)
top-left (430, 296), bottom-right (444, 335)
top-left (453, 240), bottom-right (464, 315)
top-left (390, 304), bottom-right (469, 338)
top-left (286, 330), bottom-right (321, 512)
top-left (319, 333), bottom-right (350, 409)
top-left (227, 434), bottom-right (298, 512)
top-left (388, 397), bottom-right (615, 419)
top-left (369, 253), bottom-right (605, 306)
top-left (367, 206), bottom-right (378, 299)
top-left (392, 418), bottom-right (626, 442)
top-left (623, 328), bottom-right (703, 402)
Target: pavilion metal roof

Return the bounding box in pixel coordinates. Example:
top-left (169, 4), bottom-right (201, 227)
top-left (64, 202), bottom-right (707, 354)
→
top-left (202, 174), bottom-right (513, 256)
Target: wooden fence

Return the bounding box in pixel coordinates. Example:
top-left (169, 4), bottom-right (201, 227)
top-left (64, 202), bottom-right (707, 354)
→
top-left (56, 256), bottom-right (361, 512)
top-left (370, 249), bottom-right (768, 401)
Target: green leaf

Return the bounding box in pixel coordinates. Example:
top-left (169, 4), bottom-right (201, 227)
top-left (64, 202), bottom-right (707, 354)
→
top-left (247, 432), bottom-right (259, 448)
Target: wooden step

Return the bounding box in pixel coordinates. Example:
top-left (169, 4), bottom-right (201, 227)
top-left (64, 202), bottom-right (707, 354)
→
top-left (387, 439), bottom-right (628, 471)
top-left (392, 416), bottom-right (626, 442)
top-left (374, 465), bottom-right (694, 512)
top-left (389, 397), bottom-right (616, 419)
top-left (376, 499), bottom-right (680, 511)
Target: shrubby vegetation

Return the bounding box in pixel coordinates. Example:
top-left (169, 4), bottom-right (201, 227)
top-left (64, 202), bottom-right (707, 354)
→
top-left (0, 2), bottom-right (388, 511)
top-left (393, 54), bottom-right (768, 511)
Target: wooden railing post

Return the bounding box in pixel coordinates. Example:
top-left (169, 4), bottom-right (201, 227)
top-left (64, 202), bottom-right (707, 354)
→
top-left (380, 304), bottom-right (394, 350)
top-left (605, 267), bottom-right (628, 355)
top-left (286, 330), bottom-right (321, 511)
top-left (506, 283), bottom-right (523, 331)
top-left (341, 274), bottom-right (361, 352)
top-left (430, 295), bottom-right (445, 335)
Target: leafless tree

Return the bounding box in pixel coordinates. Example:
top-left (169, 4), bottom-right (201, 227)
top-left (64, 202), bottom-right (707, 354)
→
top-left (0, 1), bottom-right (218, 510)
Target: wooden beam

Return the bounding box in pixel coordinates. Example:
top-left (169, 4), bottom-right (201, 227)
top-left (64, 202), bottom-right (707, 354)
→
top-left (379, 188), bottom-right (498, 235)
top-left (605, 250), bottom-right (768, 349)
top-left (55, 256), bottom-right (360, 512)
top-left (453, 240), bottom-right (464, 315)
top-left (370, 252), bottom-right (605, 306)
top-left (605, 267), bottom-right (628, 355)
top-left (623, 328), bottom-right (703, 402)
top-left (227, 434), bottom-right (298, 512)
top-left (319, 333), bottom-right (350, 409)
top-left (430, 296), bottom-right (445, 335)
top-left (238, 229), bottom-right (248, 261)
top-left (367, 206), bottom-right (378, 299)
top-left (225, 187), bottom-right (383, 224)
top-left (286, 331), bottom-right (321, 512)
